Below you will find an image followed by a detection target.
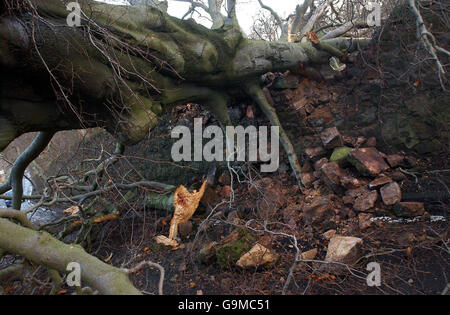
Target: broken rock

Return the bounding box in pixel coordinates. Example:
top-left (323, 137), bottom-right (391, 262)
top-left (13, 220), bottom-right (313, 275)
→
top-left (236, 243), bottom-right (277, 268)
top-left (353, 190), bottom-right (378, 212)
top-left (340, 175), bottom-right (361, 189)
top-left (358, 213), bottom-right (373, 230)
top-left (325, 236), bottom-right (363, 266)
top-left (368, 175), bottom-right (392, 189)
top-left (320, 127), bottom-right (343, 149)
top-left (343, 135), bottom-right (366, 148)
top-left (380, 182), bottom-right (402, 206)
top-left (386, 154), bottom-right (404, 168)
top-left (320, 162), bottom-right (344, 192)
top-left (323, 229), bottom-right (337, 240)
top-left (300, 248), bottom-right (318, 262)
top-left (302, 195), bottom-right (336, 227)
top-left (300, 172), bottom-right (316, 188)
top-left (314, 157), bottom-right (329, 171)
top-left (348, 148), bottom-right (390, 176)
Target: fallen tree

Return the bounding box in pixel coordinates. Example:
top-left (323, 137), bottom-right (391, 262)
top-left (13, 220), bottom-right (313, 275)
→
top-left (0, 216), bottom-right (142, 294)
top-left (0, 0), bottom-right (371, 186)
top-left (3, 0), bottom-right (446, 295)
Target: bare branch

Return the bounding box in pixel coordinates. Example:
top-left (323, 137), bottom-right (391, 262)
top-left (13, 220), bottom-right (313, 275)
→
top-left (408, 0), bottom-right (447, 89)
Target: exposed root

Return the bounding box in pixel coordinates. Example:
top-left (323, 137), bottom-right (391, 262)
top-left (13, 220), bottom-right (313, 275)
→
top-left (246, 82), bottom-right (303, 188)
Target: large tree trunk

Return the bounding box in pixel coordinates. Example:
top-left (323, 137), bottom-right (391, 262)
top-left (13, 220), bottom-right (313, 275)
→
top-left (0, 0), bottom-right (366, 151)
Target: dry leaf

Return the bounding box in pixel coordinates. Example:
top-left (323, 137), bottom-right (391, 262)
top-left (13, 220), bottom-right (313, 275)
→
top-left (307, 31), bottom-right (319, 44)
top-left (93, 210), bottom-right (120, 223)
top-left (63, 206), bottom-right (79, 217)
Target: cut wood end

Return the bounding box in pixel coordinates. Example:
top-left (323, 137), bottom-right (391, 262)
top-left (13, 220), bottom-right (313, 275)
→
top-left (155, 235), bottom-right (179, 248)
top-left (168, 181), bottom-right (207, 240)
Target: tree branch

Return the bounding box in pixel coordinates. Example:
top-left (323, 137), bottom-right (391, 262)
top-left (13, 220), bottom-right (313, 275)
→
top-left (0, 217), bottom-right (142, 295)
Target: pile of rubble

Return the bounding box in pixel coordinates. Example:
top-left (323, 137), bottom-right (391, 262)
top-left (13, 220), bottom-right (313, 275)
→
top-left (299, 126), bottom-right (427, 232)
top-left (192, 125), bottom-right (435, 270)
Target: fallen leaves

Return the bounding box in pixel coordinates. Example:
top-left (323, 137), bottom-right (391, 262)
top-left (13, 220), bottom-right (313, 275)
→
top-left (63, 206), bottom-right (79, 217)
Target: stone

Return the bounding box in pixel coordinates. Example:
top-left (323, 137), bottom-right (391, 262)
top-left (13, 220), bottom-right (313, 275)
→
top-left (320, 127), bottom-right (343, 149)
top-left (300, 248), bottom-right (318, 260)
top-left (323, 229), bottom-right (336, 240)
top-left (236, 243), bottom-right (277, 268)
top-left (320, 162), bottom-right (344, 192)
top-left (330, 146), bottom-right (352, 164)
top-left (393, 202), bottom-right (425, 217)
top-left (302, 195), bottom-right (335, 227)
top-left (358, 213), bottom-right (373, 230)
top-left (345, 187), bottom-right (369, 199)
top-left (342, 194), bottom-right (354, 205)
top-left (342, 135), bottom-right (358, 147)
top-left (325, 236), bottom-right (363, 265)
top-left (344, 136), bottom-right (366, 148)
top-left (348, 148), bottom-right (390, 176)
top-left (365, 137), bottom-right (377, 147)
top-left (340, 175), bottom-right (361, 189)
top-left (368, 175), bottom-right (393, 189)
top-left (300, 172), bottom-right (316, 188)
top-left (380, 182), bottom-right (402, 205)
top-left (305, 146), bottom-right (326, 161)
top-left (386, 154), bottom-right (404, 168)
top-left (353, 190), bottom-right (378, 212)
top-left (314, 157), bottom-right (328, 171)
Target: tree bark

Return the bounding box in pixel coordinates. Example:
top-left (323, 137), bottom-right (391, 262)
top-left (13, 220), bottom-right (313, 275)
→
top-left (0, 0), bottom-right (368, 151)
top-left (0, 217), bottom-right (142, 295)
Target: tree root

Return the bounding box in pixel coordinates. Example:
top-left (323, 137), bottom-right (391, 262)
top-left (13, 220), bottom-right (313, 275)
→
top-left (246, 82), bottom-right (303, 187)
top-left (0, 131), bottom-right (55, 209)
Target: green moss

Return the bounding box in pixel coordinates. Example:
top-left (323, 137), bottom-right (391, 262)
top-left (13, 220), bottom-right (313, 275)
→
top-left (330, 146), bottom-right (352, 164)
top-left (216, 229), bottom-right (255, 268)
